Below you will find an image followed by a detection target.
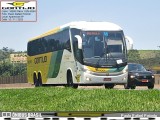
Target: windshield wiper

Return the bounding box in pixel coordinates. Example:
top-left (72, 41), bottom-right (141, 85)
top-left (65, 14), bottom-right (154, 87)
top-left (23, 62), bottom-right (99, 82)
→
top-left (95, 51), bottom-right (125, 69)
top-left (95, 52), bottom-right (106, 68)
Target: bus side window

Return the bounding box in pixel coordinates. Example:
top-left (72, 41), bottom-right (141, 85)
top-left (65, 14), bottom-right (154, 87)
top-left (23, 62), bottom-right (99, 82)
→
top-left (66, 39), bottom-right (71, 51)
top-left (63, 29), bottom-right (71, 52)
top-left (73, 41), bottom-right (78, 57)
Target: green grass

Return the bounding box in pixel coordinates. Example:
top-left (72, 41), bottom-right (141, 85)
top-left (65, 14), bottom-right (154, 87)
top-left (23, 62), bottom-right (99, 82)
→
top-left (0, 87), bottom-right (160, 111)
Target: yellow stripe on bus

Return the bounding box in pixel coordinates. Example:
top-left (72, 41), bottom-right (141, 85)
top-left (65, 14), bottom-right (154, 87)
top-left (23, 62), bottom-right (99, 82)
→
top-left (87, 66), bottom-right (109, 72)
top-left (29, 27), bottom-right (60, 41)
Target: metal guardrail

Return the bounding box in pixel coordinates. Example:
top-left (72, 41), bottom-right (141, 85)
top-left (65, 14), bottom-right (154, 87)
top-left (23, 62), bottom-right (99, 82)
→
top-left (0, 74), bottom-right (27, 84)
top-left (154, 74), bottom-right (160, 84)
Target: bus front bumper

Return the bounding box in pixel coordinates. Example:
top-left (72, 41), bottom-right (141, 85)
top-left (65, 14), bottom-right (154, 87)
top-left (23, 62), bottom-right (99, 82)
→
top-left (81, 71), bottom-right (128, 84)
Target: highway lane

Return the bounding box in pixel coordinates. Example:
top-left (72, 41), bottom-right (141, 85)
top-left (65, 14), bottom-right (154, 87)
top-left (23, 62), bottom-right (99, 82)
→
top-left (0, 83), bottom-right (160, 90)
top-left (78, 84), bottom-right (160, 90)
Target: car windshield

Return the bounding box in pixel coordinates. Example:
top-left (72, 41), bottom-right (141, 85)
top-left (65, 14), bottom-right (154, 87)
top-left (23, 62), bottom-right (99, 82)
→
top-left (128, 64), bottom-right (147, 72)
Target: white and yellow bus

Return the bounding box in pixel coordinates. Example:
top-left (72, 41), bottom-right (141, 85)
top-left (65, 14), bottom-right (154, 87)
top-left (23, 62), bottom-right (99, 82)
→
top-left (27, 21), bottom-right (128, 88)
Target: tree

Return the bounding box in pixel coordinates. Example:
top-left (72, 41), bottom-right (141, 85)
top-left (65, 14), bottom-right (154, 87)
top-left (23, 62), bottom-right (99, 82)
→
top-left (0, 47), bottom-right (14, 61)
top-left (0, 47), bottom-right (26, 77)
top-left (127, 49), bottom-right (141, 63)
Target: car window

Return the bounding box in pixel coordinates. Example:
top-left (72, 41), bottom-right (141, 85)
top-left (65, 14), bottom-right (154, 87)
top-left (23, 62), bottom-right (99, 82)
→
top-left (128, 64), bottom-right (146, 71)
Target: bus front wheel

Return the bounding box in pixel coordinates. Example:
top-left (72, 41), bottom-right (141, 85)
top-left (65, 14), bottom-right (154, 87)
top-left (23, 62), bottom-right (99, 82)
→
top-left (104, 84), bottom-right (114, 89)
top-left (67, 71), bottom-right (78, 89)
top-left (124, 83), bottom-right (130, 89)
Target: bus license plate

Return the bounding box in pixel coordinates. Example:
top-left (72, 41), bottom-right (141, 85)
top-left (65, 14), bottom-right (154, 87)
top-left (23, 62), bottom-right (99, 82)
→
top-left (104, 78), bottom-right (111, 81)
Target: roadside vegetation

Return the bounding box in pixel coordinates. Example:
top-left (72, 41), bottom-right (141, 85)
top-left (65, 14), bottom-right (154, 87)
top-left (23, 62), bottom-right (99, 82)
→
top-left (0, 47), bottom-right (27, 77)
top-left (0, 47), bottom-right (160, 77)
top-left (0, 87), bottom-right (159, 111)
top-left (128, 49), bottom-right (160, 73)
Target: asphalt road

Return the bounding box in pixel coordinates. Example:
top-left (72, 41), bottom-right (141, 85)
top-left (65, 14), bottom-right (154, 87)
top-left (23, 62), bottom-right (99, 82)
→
top-left (0, 83), bottom-right (160, 90)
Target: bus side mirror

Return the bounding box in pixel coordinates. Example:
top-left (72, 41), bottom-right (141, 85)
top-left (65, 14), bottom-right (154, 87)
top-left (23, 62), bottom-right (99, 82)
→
top-left (75, 35), bottom-right (82, 49)
top-left (125, 36), bottom-right (133, 50)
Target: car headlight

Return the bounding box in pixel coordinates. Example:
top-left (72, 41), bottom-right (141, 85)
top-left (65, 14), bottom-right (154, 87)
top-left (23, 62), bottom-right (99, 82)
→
top-left (130, 75), bottom-right (135, 78)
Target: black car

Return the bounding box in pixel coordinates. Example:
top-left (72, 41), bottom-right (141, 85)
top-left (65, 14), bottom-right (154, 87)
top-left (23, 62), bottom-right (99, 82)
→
top-left (124, 63), bottom-right (155, 89)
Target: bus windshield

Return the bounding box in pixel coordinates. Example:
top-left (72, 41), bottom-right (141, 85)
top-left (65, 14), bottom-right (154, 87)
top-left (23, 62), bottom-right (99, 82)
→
top-left (81, 31), bottom-right (126, 67)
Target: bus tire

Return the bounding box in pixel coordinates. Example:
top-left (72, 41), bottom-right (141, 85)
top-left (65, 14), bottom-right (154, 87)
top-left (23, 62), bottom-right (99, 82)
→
top-left (67, 71), bottom-right (78, 89)
top-left (33, 73), bottom-right (39, 87)
top-left (38, 73), bottom-right (42, 87)
top-left (104, 84), bottom-right (114, 89)
top-left (124, 83), bottom-right (130, 89)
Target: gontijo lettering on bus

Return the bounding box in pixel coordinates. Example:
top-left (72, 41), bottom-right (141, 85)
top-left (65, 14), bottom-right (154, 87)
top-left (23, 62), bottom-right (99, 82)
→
top-left (34, 56), bottom-right (47, 64)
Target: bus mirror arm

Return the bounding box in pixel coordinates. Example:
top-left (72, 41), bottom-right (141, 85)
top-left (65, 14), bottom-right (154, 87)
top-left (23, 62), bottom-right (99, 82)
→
top-left (125, 36), bottom-right (133, 50)
top-left (75, 35), bottom-right (82, 49)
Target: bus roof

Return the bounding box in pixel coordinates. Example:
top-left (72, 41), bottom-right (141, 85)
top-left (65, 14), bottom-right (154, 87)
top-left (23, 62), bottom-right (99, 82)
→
top-left (62, 21), bottom-right (122, 31)
top-left (30, 21), bottom-right (123, 41)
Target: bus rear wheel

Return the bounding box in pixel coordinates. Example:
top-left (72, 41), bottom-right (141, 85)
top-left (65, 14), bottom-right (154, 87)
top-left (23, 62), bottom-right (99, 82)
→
top-left (33, 73), bottom-right (39, 87)
top-left (38, 73), bottom-right (42, 87)
top-left (67, 71), bottom-right (78, 89)
top-left (33, 73), bottom-right (42, 87)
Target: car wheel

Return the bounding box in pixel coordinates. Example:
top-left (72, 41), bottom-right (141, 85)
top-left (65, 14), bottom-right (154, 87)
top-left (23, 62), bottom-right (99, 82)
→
top-left (105, 84), bottom-right (114, 89)
top-left (130, 85), bottom-right (136, 89)
top-left (148, 84), bottom-right (154, 89)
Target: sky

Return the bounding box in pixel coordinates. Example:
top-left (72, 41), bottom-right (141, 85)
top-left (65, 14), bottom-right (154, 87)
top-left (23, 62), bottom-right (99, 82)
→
top-left (0, 0), bottom-right (160, 51)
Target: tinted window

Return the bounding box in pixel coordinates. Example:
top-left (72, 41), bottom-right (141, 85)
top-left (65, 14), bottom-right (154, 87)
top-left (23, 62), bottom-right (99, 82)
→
top-left (27, 29), bottom-right (71, 56)
top-left (128, 63), bottom-right (146, 71)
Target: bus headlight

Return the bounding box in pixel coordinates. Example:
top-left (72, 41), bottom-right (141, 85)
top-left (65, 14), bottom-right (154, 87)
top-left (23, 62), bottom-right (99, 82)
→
top-left (81, 66), bottom-right (87, 72)
top-left (152, 75), bottom-right (155, 78)
top-left (86, 77), bottom-right (91, 81)
top-left (86, 70), bottom-right (92, 74)
top-left (122, 66), bottom-right (128, 74)
top-left (82, 66), bottom-right (92, 74)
